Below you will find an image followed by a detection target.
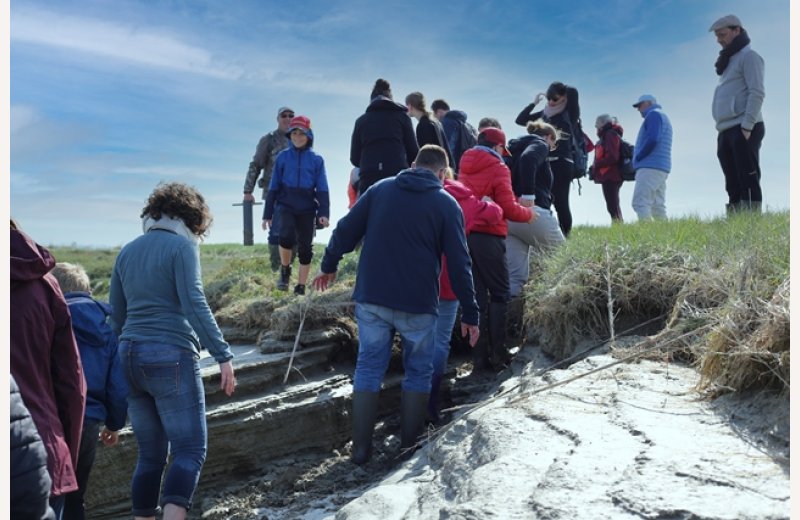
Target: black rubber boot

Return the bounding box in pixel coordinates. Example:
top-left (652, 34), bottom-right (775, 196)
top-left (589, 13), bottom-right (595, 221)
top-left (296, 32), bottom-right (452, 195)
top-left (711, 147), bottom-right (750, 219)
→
top-left (399, 391), bottom-right (430, 457)
top-left (277, 265), bottom-right (291, 291)
top-left (488, 301), bottom-right (510, 369)
top-left (351, 391), bottom-right (379, 465)
top-left (427, 374), bottom-right (443, 425)
top-left (269, 244), bottom-right (281, 272)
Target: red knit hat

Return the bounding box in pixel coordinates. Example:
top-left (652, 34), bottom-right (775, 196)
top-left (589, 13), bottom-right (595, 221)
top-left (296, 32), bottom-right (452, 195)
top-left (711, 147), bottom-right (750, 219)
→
top-left (287, 115), bottom-right (312, 135)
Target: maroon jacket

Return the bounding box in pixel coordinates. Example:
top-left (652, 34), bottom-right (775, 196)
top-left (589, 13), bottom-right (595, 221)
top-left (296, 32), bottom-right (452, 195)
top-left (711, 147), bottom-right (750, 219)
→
top-left (592, 122), bottom-right (624, 184)
top-left (439, 180), bottom-right (504, 300)
top-left (458, 147), bottom-right (533, 237)
top-left (10, 229), bottom-right (86, 496)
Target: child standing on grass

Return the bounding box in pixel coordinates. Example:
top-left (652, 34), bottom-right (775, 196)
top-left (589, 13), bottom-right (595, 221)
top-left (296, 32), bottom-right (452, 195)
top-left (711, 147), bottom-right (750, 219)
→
top-left (263, 115), bottom-right (330, 295)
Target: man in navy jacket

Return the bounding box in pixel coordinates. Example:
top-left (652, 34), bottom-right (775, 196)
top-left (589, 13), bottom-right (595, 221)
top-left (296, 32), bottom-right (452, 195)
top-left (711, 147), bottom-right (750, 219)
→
top-left (313, 144), bottom-right (479, 464)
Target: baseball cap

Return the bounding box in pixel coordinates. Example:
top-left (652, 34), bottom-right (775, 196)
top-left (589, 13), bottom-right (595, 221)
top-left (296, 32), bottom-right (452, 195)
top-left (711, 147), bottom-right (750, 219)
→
top-left (632, 94), bottom-right (657, 108)
top-left (287, 115), bottom-right (312, 135)
top-left (709, 14), bottom-right (742, 32)
top-left (277, 106), bottom-right (295, 117)
top-left (479, 127), bottom-right (511, 157)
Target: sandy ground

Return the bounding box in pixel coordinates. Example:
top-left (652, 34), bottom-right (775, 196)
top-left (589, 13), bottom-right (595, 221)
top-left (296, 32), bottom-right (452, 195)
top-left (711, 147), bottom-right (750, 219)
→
top-left (199, 341), bottom-right (789, 520)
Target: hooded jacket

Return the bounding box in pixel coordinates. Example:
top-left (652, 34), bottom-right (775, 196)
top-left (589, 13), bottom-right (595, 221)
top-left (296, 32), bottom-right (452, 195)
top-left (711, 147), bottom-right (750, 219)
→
top-left (320, 167), bottom-right (480, 325)
top-left (633, 103), bottom-right (673, 173)
top-left (508, 134), bottom-right (554, 210)
top-left (350, 96), bottom-right (419, 193)
top-left (592, 122), bottom-right (625, 184)
top-left (64, 292), bottom-right (128, 431)
top-left (263, 129), bottom-right (330, 221)
top-left (439, 179), bottom-right (503, 301)
top-left (457, 146), bottom-right (533, 237)
top-left (10, 228), bottom-right (86, 496)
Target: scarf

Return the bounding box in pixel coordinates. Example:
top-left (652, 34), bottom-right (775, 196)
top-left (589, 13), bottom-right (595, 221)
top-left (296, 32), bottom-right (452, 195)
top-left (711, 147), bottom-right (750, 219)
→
top-left (543, 95), bottom-right (568, 118)
top-left (142, 214), bottom-right (200, 245)
top-left (715, 29), bottom-right (750, 75)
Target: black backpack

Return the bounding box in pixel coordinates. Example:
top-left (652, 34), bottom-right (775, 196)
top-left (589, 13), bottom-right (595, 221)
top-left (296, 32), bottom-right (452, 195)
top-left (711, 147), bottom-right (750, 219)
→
top-left (618, 137), bottom-right (635, 181)
top-left (455, 121), bottom-right (478, 168)
top-left (569, 122), bottom-right (589, 180)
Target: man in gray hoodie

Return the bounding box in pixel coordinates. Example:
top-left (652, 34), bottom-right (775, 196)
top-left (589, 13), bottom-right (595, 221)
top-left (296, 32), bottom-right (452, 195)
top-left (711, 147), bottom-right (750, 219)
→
top-left (710, 14), bottom-right (766, 213)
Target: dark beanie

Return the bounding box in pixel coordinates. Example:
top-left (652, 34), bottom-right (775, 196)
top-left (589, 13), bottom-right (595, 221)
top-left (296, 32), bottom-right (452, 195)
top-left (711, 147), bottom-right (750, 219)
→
top-left (370, 78), bottom-right (392, 100)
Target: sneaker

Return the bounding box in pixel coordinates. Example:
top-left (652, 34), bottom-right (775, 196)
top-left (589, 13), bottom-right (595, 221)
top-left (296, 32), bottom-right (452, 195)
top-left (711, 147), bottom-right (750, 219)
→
top-left (294, 284), bottom-right (306, 296)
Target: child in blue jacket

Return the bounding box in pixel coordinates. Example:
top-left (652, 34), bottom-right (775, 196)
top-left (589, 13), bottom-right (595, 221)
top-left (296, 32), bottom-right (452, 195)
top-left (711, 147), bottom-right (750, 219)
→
top-left (263, 115), bottom-right (330, 294)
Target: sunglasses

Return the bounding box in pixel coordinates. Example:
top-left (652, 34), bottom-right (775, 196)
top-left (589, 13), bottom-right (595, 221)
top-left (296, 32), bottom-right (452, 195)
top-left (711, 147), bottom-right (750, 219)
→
top-left (280, 113), bottom-right (295, 118)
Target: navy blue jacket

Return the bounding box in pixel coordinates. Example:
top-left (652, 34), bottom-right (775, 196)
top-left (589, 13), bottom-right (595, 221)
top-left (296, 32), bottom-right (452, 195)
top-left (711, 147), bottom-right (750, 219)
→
top-left (264, 129), bottom-right (330, 220)
top-left (350, 96), bottom-right (419, 193)
top-left (64, 292), bottom-right (128, 431)
top-left (508, 134), bottom-right (553, 210)
top-left (320, 167), bottom-right (480, 325)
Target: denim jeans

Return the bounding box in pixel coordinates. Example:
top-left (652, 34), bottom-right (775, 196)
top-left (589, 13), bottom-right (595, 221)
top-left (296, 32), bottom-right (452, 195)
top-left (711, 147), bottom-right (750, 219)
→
top-left (433, 299), bottom-right (460, 378)
top-left (119, 341), bottom-right (207, 516)
top-left (354, 303), bottom-right (436, 393)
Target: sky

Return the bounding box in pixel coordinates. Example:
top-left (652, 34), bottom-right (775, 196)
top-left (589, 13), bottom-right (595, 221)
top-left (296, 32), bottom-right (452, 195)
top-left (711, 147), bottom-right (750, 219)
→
top-left (6, 0), bottom-right (793, 248)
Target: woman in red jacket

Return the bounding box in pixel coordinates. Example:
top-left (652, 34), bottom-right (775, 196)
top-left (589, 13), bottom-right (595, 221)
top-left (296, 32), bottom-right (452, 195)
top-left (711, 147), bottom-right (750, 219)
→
top-left (591, 114), bottom-right (625, 222)
top-left (458, 128), bottom-right (535, 371)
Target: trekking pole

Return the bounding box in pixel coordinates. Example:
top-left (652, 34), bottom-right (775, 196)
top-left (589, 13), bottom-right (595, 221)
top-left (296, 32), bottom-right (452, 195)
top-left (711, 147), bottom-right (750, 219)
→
top-left (232, 200), bottom-right (263, 246)
top-left (282, 294), bottom-right (311, 385)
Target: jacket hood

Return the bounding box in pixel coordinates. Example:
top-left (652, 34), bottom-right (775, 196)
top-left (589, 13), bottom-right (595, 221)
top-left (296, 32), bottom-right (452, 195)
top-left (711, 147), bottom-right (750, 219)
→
top-left (286, 128), bottom-right (315, 149)
top-left (444, 110), bottom-right (468, 123)
top-left (508, 134), bottom-right (547, 157)
top-left (64, 292), bottom-right (113, 348)
top-left (442, 179), bottom-right (475, 202)
top-left (394, 167), bottom-right (443, 193)
top-left (460, 146), bottom-right (505, 172)
top-left (366, 96), bottom-right (408, 113)
top-left (10, 229), bottom-right (55, 283)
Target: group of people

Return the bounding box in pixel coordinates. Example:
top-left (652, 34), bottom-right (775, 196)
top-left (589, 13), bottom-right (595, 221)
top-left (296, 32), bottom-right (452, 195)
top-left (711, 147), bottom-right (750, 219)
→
top-left (7, 13), bottom-right (765, 520)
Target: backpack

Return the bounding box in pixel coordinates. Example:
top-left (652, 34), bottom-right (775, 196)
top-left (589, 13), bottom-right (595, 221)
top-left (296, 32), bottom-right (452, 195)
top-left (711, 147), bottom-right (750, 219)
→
top-left (455, 121), bottom-right (478, 168)
top-left (618, 138), bottom-right (636, 181)
top-left (569, 120), bottom-right (589, 180)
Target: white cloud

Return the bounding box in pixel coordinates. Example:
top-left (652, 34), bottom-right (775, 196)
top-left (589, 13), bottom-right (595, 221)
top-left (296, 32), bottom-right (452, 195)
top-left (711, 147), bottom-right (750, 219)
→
top-left (11, 7), bottom-right (242, 79)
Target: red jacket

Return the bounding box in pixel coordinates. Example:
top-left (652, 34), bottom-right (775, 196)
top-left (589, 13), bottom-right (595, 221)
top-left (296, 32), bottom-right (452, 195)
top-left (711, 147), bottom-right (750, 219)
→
top-left (10, 229), bottom-right (86, 496)
top-left (457, 147), bottom-right (533, 236)
top-left (439, 180), bottom-right (503, 300)
top-left (592, 123), bottom-right (624, 184)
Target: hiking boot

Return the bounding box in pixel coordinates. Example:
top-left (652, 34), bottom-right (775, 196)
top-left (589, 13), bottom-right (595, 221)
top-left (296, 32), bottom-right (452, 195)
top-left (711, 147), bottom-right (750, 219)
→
top-left (277, 265), bottom-right (291, 291)
top-left (293, 284), bottom-right (306, 296)
top-left (351, 391), bottom-right (380, 465)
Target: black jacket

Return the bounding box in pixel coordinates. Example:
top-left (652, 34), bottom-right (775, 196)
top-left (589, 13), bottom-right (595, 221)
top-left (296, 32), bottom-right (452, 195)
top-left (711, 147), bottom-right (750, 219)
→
top-left (10, 375), bottom-right (56, 520)
top-left (415, 114), bottom-right (454, 168)
top-left (508, 134), bottom-right (553, 210)
top-left (350, 96), bottom-right (419, 193)
top-left (515, 86), bottom-right (581, 162)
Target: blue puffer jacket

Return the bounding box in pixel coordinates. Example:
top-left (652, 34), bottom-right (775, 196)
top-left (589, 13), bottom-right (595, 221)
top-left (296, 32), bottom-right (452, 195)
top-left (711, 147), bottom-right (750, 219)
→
top-left (64, 292), bottom-right (128, 431)
top-left (633, 104), bottom-right (673, 173)
top-left (264, 130), bottom-right (330, 220)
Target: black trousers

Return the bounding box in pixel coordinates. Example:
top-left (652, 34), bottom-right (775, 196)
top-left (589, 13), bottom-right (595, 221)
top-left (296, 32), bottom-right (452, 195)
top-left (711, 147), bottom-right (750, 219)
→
top-left (467, 232), bottom-right (510, 312)
top-left (63, 420), bottom-right (101, 520)
top-left (550, 159), bottom-right (573, 236)
top-left (717, 122), bottom-right (765, 204)
top-left (276, 207), bottom-right (315, 265)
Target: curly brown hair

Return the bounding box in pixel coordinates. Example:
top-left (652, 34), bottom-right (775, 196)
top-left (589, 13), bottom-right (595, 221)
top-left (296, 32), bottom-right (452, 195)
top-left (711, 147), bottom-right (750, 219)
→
top-left (140, 182), bottom-right (213, 236)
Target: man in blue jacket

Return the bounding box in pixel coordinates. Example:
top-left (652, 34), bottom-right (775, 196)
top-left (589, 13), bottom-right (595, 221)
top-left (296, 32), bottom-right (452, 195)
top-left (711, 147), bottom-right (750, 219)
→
top-left (631, 94), bottom-right (673, 220)
top-left (313, 144), bottom-right (480, 465)
top-left (51, 262), bottom-right (128, 520)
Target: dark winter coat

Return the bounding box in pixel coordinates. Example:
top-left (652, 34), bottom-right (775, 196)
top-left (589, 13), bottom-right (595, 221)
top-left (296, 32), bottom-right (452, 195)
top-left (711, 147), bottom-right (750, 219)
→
top-left (515, 86), bottom-right (582, 162)
top-left (320, 167), bottom-right (480, 325)
top-left (415, 114), bottom-right (454, 168)
top-left (350, 96), bottom-right (419, 193)
top-left (64, 292), bottom-right (128, 431)
top-left (10, 228), bottom-right (86, 496)
top-left (508, 134), bottom-right (554, 210)
top-left (592, 122), bottom-right (624, 184)
top-left (10, 375), bottom-right (57, 520)
top-left (457, 146), bottom-right (533, 237)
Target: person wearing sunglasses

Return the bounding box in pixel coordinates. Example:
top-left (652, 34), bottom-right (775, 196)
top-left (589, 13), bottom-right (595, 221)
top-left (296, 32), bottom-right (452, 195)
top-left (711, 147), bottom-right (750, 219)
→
top-left (243, 106), bottom-right (295, 271)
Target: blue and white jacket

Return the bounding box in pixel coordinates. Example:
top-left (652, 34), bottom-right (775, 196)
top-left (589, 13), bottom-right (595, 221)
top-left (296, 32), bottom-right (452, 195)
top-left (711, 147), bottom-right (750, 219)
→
top-left (633, 104), bottom-right (673, 174)
top-left (264, 129), bottom-right (330, 220)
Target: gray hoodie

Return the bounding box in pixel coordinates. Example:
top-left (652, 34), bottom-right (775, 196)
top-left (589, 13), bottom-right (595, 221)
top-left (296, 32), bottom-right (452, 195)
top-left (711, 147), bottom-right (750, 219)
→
top-left (712, 44), bottom-right (765, 132)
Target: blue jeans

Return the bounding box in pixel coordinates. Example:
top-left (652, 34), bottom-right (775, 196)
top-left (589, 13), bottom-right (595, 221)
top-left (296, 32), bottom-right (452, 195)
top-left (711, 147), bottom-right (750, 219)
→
top-left (119, 341), bottom-right (207, 516)
top-left (354, 303), bottom-right (436, 393)
top-left (433, 299), bottom-right (459, 378)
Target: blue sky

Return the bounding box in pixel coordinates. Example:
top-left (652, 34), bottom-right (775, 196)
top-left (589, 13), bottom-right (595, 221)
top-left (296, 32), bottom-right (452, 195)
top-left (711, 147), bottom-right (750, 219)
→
top-left (7, 0), bottom-right (792, 248)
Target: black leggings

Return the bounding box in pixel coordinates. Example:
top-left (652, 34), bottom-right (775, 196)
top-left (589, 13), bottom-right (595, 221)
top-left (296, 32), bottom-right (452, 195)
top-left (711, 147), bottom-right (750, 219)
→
top-left (550, 159), bottom-right (573, 237)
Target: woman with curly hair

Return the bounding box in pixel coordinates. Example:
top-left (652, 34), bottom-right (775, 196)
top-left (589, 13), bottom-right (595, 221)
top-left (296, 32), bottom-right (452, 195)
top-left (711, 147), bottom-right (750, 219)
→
top-left (109, 182), bottom-right (236, 520)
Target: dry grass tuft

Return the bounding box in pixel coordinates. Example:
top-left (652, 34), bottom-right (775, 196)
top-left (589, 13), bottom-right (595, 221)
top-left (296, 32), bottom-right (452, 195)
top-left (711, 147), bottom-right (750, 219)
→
top-left (268, 284), bottom-right (356, 338)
